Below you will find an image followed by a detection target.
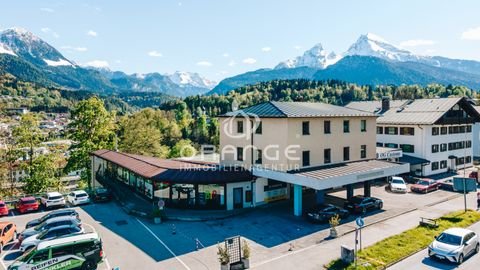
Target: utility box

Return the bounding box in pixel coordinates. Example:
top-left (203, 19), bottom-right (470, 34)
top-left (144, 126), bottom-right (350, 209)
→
top-left (341, 245), bottom-right (354, 263)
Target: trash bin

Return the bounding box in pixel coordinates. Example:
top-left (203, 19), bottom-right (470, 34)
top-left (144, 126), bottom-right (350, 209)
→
top-left (341, 245), bottom-right (354, 263)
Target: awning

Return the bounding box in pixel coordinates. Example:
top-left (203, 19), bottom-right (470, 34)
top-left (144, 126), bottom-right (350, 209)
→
top-left (153, 166), bottom-right (253, 184)
top-left (399, 154), bottom-right (430, 165)
top-left (448, 155), bottom-right (457, 159)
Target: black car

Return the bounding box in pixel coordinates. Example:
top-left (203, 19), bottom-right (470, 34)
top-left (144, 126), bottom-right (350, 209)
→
top-left (92, 188), bottom-right (113, 203)
top-left (344, 196), bottom-right (383, 214)
top-left (306, 204), bottom-right (349, 223)
top-left (25, 209), bottom-right (79, 229)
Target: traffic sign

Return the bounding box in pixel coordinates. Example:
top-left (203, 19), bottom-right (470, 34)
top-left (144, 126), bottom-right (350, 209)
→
top-left (356, 217), bottom-right (365, 228)
top-left (158, 199), bottom-right (165, 210)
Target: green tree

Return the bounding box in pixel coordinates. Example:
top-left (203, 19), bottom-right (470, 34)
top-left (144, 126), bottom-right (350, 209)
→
top-left (169, 139), bottom-right (196, 158)
top-left (12, 113), bottom-right (43, 173)
top-left (66, 97), bottom-right (116, 188)
top-left (22, 153), bottom-right (59, 194)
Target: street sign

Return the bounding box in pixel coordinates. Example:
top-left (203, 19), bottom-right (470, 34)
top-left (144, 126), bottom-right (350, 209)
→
top-left (356, 217), bottom-right (365, 228)
top-left (158, 199), bottom-right (165, 210)
top-left (453, 177), bottom-right (477, 192)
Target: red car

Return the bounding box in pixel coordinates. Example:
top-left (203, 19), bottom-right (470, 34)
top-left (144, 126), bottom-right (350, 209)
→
top-left (0, 201), bottom-right (8, 216)
top-left (16, 197), bottom-right (39, 214)
top-left (410, 179), bottom-right (441, 194)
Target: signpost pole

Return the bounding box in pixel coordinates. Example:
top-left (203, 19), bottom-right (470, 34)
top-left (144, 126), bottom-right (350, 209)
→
top-left (354, 228), bottom-right (358, 268)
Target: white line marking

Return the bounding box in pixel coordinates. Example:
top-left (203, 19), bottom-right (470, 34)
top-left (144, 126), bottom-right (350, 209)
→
top-left (83, 223), bottom-right (97, 234)
top-left (136, 218), bottom-right (191, 270)
top-left (104, 258), bottom-right (111, 270)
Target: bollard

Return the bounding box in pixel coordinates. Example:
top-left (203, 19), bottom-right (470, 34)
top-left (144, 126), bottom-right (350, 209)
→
top-left (172, 224), bottom-right (176, 235)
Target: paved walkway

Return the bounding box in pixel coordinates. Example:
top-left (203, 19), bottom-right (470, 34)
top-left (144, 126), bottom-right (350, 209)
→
top-left (249, 192), bottom-right (476, 270)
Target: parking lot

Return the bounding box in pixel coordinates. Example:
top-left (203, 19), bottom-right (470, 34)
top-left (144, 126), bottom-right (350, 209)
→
top-left (0, 178), bottom-right (475, 270)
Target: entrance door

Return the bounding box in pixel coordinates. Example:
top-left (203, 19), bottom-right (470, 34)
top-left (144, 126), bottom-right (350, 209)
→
top-left (233, 188), bottom-right (243, 209)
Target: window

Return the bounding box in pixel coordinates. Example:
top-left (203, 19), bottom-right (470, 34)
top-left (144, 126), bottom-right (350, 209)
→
top-left (400, 144), bottom-right (415, 153)
top-left (440, 127), bottom-right (448, 135)
top-left (255, 121), bottom-right (262, 134)
top-left (440, 143), bottom-right (447, 152)
top-left (384, 143), bottom-right (399, 148)
top-left (376, 142), bottom-right (383, 147)
top-left (255, 149), bottom-right (262, 164)
top-left (440, 160), bottom-right (447, 169)
top-left (459, 126), bottom-right (466, 133)
top-left (432, 162), bottom-right (439, 171)
top-left (29, 250), bottom-right (49, 263)
top-left (400, 127), bottom-right (414, 136)
top-left (324, 120), bottom-right (331, 134)
top-left (431, 144), bottom-right (439, 153)
top-left (466, 140), bottom-right (472, 148)
top-left (343, 147), bottom-right (350, 161)
top-left (236, 147), bottom-right (243, 161)
top-left (376, 126), bottom-right (383, 134)
top-left (324, 149), bottom-right (331, 164)
top-left (302, 121), bottom-right (310, 135)
top-left (343, 120), bottom-right (350, 133)
top-left (467, 125), bottom-right (472, 133)
top-left (456, 157), bottom-right (465, 165)
top-left (237, 121), bottom-right (243, 134)
top-left (385, 127), bottom-right (398, 135)
top-left (360, 120), bottom-right (367, 132)
top-left (432, 127), bottom-right (439, 136)
top-left (466, 156), bottom-right (472, 164)
top-left (360, 145), bottom-right (367, 159)
top-left (302, 151), bottom-right (310, 167)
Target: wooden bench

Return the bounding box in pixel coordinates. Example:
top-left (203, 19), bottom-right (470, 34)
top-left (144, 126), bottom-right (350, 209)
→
top-left (419, 217), bottom-right (438, 228)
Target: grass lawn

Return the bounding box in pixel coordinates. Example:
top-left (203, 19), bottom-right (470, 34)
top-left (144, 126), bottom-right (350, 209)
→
top-left (326, 210), bottom-right (480, 270)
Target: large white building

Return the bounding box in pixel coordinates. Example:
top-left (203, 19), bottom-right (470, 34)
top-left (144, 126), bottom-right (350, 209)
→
top-left (347, 97), bottom-right (480, 176)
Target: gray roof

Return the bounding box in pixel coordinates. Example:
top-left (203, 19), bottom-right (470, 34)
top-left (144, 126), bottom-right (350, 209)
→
top-left (346, 100), bottom-right (410, 113)
top-left (347, 97), bottom-right (475, 125)
top-left (222, 101), bottom-right (376, 118)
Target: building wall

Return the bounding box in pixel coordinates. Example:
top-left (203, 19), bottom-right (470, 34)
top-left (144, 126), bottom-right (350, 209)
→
top-left (473, 123), bottom-right (480, 157)
top-left (377, 124), bottom-right (473, 176)
top-left (226, 181), bottom-right (254, 210)
top-left (219, 116), bottom-right (377, 171)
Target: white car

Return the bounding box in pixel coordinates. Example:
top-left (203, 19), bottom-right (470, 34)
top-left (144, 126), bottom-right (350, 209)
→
top-left (20, 224), bottom-right (84, 252)
top-left (389, 176), bottom-right (408, 193)
top-left (66, 190), bottom-right (90, 206)
top-left (428, 228), bottom-right (479, 264)
top-left (40, 192), bottom-right (66, 209)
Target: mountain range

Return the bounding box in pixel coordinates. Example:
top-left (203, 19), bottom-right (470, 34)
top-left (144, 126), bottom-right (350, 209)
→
top-left (0, 27), bottom-right (215, 97)
top-left (209, 33), bottom-right (480, 95)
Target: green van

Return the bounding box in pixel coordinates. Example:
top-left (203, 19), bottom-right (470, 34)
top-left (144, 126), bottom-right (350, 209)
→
top-left (8, 233), bottom-right (103, 270)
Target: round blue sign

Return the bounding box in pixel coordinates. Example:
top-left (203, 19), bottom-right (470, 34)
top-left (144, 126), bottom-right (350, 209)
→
top-left (356, 217), bottom-right (365, 228)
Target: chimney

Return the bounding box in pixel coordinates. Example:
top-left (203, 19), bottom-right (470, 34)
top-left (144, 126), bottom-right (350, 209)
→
top-left (381, 96), bottom-right (390, 112)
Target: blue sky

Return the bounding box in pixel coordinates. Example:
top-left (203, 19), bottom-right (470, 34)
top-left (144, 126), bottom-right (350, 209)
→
top-left (2, 0), bottom-right (480, 82)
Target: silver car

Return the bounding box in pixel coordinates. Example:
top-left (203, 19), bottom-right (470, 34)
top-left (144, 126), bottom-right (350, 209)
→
top-left (428, 228), bottom-right (479, 264)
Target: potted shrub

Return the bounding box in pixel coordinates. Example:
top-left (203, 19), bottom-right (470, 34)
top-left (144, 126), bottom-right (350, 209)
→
top-left (329, 214), bottom-right (340, 238)
top-left (217, 244), bottom-right (230, 270)
top-left (241, 239), bottom-right (251, 269)
top-left (152, 208), bottom-right (163, 224)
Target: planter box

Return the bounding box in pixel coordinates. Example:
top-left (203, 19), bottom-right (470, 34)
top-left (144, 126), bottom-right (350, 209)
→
top-left (220, 263), bottom-right (229, 270)
top-left (241, 258), bottom-right (250, 269)
top-left (153, 217), bottom-right (162, 224)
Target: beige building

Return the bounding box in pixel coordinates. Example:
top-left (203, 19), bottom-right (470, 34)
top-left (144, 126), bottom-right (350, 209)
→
top-left (219, 102), bottom-right (408, 215)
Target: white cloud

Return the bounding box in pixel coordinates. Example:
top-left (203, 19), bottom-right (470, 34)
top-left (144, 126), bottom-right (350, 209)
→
top-left (84, 60), bottom-right (109, 68)
top-left (461, 26), bottom-right (480, 40)
top-left (222, 53), bottom-right (230, 57)
top-left (424, 49), bottom-right (436, 55)
top-left (40, 27), bottom-right (60, 38)
top-left (197, 61), bottom-right (213, 67)
top-left (61, 46), bottom-right (88, 52)
top-left (399, 39), bottom-right (435, 47)
top-left (228, 60), bottom-right (236, 67)
top-left (87, 30), bottom-right (98, 37)
top-left (40, 7), bottom-right (54, 13)
top-left (294, 45), bottom-right (302, 50)
top-left (148, 50), bottom-right (163, 57)
top-left (242, 58), bottom-right (257, 64)
top-left (261, 47), bottom-right (271, 52)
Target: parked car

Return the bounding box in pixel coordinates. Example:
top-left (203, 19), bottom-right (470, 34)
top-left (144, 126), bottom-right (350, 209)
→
top-left (67, 190), bottom-right (90, 206)
top-left (440, 178), bottom-right (455, 192)
top-left (389, 176), bottom-right (408, 193)
top-left (0, 221), bottom-right (17, 252)
top-left (20, 224), bottom-right (84, 252)
top-left (25, 209), bottom-right (79, 229)
top-left (18, 216), bottom-right (82, 243)
top-left (428, 228), bottom-right (479, 264)
top-left (402, 175), bottom-right (421, 184)
top-left (40, 192), bottom-right (65, 209)
top-left (410, 179), bottom-right (441, 194)
top-left (468, 171), bottom-right (480, 184)
top-left (344, 196), bottom-right (383, 214)
top-left (306, 204), bottom-right (349, 223)
top-left (92, 188), bottom-right (113, 203)
top-left (0, 201), bottom-right (9, 216)
top-left (16, 197), bottom-right (39, 214)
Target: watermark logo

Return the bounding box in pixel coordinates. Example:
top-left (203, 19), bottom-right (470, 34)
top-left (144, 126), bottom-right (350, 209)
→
top-left (221, 104), bottom-right (261, 140)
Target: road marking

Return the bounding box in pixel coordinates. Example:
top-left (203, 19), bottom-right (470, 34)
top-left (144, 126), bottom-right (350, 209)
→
top-left (136, 218), bottom-right (191, 270)
top-left (83, 222), bottom-right (97, 234)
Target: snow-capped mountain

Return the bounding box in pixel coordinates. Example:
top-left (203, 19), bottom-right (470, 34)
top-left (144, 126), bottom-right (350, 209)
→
top-left (167, 71), bottom-right (217, 89)
top-left (275, 43), bottom-right (341, 69)
top-left (0, 27), bottom-right (74, 67)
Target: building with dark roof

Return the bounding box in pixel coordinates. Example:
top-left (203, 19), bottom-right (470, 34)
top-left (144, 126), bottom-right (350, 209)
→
top-left (346, 97), bottom-right (480, 176)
